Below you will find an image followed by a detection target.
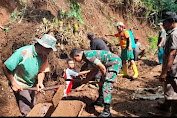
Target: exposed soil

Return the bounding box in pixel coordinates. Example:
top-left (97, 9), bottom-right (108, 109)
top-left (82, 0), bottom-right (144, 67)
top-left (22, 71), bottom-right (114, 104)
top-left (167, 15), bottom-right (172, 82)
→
top-left (27, 100), bottom-right (85, 117)
top-left (0, 56), bottom-right (166, 117)
top-left (0, 0), bottom-right (17, 26)
top-left (0, 0), bottom-right (166, 117)
top-left (65, 84), bottom-right (99, 106)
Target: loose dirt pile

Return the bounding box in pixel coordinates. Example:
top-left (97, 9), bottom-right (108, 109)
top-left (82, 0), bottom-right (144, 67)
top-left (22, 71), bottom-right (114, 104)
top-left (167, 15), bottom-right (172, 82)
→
top-left (65, 84), bottom-right (99, 106)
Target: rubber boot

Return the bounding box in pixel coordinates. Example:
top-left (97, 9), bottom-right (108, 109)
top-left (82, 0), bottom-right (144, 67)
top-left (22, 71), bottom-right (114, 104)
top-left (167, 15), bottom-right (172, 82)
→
top-left (118, 64), bottom-right (128, 76)
top-left (132, 64), bottom-right (138, 79)
top-left (94, 93), bottom-right (104, 107)
top-left (99, 103), bottom-right (112, 117)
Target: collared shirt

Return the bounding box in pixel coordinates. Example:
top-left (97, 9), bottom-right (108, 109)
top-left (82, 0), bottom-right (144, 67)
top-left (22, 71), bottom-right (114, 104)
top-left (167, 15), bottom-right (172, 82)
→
top-left (4, 44), bottom-right (50, 87)
top-left (164, 27), bottom-right (177, 77)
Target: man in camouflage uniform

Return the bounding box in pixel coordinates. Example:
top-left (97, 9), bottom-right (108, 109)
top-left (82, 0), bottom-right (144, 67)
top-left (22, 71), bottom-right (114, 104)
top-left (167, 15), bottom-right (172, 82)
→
top-left (70, 49), bottom-right (122, 117)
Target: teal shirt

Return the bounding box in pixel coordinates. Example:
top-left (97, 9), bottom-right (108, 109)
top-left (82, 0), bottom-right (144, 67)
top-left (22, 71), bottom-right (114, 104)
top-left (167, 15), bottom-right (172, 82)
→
top-left (4, 45), bottom-right (48, 87)
top-left (127, 30), bottom-right (136, 49)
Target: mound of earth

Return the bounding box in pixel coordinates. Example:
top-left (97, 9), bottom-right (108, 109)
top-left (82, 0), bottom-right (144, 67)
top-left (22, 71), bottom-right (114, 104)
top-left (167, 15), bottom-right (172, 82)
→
top-left (65, 84), bottom-right (99, 106)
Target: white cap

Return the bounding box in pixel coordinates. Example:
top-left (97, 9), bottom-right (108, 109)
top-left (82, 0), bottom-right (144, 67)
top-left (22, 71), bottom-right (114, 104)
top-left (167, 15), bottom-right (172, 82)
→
top-left (115, 22), bottom-right (124, 27)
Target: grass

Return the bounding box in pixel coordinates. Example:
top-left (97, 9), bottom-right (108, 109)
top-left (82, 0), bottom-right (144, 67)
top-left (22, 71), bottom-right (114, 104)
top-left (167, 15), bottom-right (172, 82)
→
top-left (147, 36), bottom-right (158, 56)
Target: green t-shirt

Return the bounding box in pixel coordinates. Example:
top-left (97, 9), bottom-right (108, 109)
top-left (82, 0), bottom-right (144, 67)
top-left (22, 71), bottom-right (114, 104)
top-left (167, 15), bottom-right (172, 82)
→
top-left (5, 45), bottom-right (49, 87)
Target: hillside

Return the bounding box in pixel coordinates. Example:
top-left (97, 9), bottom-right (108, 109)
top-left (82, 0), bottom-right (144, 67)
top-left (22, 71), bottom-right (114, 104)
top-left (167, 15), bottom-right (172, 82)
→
top-left (0, 0), bottom-right (165, 117)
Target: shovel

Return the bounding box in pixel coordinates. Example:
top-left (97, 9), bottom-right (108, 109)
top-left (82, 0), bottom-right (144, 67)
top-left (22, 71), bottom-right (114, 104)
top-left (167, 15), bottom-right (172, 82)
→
top-left (23, 85), bottom-right (65, 107)
top-left (0, 26), bottom-right (9, 32)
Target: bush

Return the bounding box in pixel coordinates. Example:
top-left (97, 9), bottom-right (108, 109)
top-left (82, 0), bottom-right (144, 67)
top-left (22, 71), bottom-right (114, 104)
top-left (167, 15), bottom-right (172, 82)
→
top-left (147, 36), bottom-right (158, 52)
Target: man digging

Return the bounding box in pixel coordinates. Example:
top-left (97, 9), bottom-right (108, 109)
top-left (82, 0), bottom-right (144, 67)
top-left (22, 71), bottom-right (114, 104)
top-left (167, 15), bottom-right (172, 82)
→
top-left (70, 49), bottom-right (122, 117)
top-left (2, 34), bottom-right (57, 116)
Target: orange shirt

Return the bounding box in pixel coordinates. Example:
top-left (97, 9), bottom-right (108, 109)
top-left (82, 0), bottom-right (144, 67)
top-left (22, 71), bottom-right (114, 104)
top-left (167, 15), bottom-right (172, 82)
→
top-left (115, 29), bottom-right (130, 49)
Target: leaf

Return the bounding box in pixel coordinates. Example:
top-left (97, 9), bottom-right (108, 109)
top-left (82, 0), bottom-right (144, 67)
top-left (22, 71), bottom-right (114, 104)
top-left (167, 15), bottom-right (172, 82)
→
top-left (54, 18), bottom-right (59, 24)
top-left (42, 18), bottom-right (47, 24)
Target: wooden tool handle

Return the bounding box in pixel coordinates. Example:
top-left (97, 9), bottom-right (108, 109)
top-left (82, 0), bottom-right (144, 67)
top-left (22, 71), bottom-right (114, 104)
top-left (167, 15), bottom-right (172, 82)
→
top-left (23, 85), bottom-right (61, 91)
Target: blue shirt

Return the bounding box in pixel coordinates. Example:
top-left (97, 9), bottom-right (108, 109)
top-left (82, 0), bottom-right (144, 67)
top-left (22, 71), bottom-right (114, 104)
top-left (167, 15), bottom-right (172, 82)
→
top-left (127, 30), bottom-right (136, 49)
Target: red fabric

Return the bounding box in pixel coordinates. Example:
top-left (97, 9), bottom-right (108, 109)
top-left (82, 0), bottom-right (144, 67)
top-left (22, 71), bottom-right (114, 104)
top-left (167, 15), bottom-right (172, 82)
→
top-left (64, 72), bottom-right (67, 79)
top-left (66, 81), bottom-right (73, 94)
top-left (56, 72), bottom-right (73, 94)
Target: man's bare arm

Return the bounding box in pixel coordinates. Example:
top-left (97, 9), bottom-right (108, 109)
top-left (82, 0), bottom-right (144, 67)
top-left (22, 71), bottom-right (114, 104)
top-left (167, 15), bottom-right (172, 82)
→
top-left (161, 49), bottom-right (176, 75)
top-left (158, 37), bottom-right (165, 48)
top-left (128, 37), bottom-right (132, 51)
top-left (159, 49), bottom-right (177, 82)
top-left (2, 63), bottom-right (23, 91)
top-left (79, 70), bottom-right (91, 75)
top-left (105, 34), bottom-right (115, 37)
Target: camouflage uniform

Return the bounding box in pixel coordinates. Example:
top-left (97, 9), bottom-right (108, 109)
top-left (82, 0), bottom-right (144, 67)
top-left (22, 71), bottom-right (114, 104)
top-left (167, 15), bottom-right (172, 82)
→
top-left (82, 50), bottom-right (122, 104)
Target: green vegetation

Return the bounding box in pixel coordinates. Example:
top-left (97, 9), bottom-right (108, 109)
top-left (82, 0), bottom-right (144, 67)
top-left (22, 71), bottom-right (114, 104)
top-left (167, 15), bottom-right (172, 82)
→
top-left (9, 1), bottom-right (27, 24)
top-left (147, 36), bottom-right (158, 52)
top-left (67, 0), bottom-right (84, 24)
top-left (142, 0), bottom-right (177, 24)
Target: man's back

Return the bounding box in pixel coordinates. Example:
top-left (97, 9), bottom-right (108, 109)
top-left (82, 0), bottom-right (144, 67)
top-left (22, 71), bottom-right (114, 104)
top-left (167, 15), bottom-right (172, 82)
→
top-left (90, 38), bottom-right (109, 51)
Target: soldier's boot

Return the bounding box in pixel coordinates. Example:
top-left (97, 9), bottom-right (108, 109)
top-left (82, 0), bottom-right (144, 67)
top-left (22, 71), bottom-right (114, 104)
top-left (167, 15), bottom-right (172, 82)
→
top-left (94, 93), bottom-right (104, 107)
top-left (99, 103), bottom-right (112, 117)
top-left (156, 100), bottom-right (171, 111)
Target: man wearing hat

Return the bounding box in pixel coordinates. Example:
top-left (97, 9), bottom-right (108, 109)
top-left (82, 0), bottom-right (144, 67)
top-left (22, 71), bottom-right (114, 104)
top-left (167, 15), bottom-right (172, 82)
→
top-left (157, 11), bottom-right (177, 116)
top-left (2, 34), bottom-right (57, 116)
top-left (105, 22), bottom-right (139, 80)
top-left (157, 22), bottom-right (166, 64)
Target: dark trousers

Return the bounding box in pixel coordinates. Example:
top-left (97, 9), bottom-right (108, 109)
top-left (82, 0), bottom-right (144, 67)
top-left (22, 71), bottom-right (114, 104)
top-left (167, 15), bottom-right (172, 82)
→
top-left (13, 89), bottom-right (35, 116)
top-left (164, 75), bottom-right (177, 116)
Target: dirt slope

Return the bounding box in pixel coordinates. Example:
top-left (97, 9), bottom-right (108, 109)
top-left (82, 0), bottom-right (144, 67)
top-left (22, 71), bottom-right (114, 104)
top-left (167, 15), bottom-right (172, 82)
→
top-left (0, 56), bottom-right (165, 117)
top-left (0, 0), bottom-right (164, 117)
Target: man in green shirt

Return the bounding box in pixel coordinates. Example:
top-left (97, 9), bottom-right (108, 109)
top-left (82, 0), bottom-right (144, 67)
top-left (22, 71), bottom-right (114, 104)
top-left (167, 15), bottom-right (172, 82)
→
top-left (2, 34), bottom-right (57, 116)
top-left (70, 49), bottom-right (122, 117)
